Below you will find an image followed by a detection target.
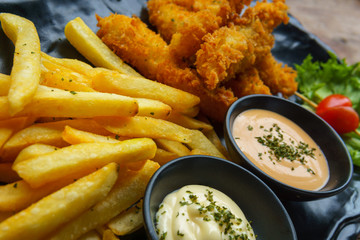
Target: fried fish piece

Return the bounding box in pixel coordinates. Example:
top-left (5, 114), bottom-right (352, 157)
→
top-left (226, 67), bottom-right (271, 97)
top-left (255, 53), bottom-right (298, 97)
top-left (147, 0), bottom-right (250, 62)
top-left (195, 0), bottom-right (291, 91)
top-left (96, 14), bottom-right (171, 80)
top-left (96, 14), bottom-right (237, 122)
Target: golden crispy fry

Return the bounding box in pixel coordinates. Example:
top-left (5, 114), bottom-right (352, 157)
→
top-left (13, 138), bottom-right (156, 188)
top-left (203, 128), bottom-right (230, 159)
top-left (13, 144), bottom-right (57, 165)
top-left (0, 13), bottom-right (41, 115)
top-left (0, 162), bottom-right (119, 240)
top-left (180, 105), bottom-right (200, 118)
top-left (62, 126), bottom-right (120, 145)
top-left (1, 119), bottom-right (109, 162)
top-left (0, 211), bottom-right (14, 223)
top-left (0, 163), bottom-right (20, 183)
top-left (41, 52), bottom-right (96, 78)
top-left (92, 69), bottom-right (200, 113)
top-left (107, 200), bottom-right (143, 236)
top-left (167, 111), bottom-right (213, 132)
top-left (0, 176), bottom-right (76, 212)
top-left (0, 117), bottom-right (35, 151)
top-left (154, 138), bottom-right (191, 157)
top-left (40, 58), bottom-right (95, 92)
top-left (64, 17), bottom-right (140, 77)
top-left (190, 148), bottom-right (213, 156)
top-left (0, 73), bottom-right (10, 96)
top-left (152, 148), bottom-right (180, 165)
top-left (0, 86), bottom-right (139, 120)
top-left (95, 116), bottom-right (193, 143)
top-left (102, 229), bottom-right (119, 240)
top-left (48, 160), bottom-right (160, 240)
top-left (82, 231), bottom-right (103, 240)
top-left (187, 130), bottom-right (226, 159)
top-left (78, 230), bottom-right (102, 240)
top-left (136, 97), bottom-right (172, 119)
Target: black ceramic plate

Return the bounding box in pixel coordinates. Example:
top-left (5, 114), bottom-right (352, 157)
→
top-left (0, 1), bottom-right (359, 239)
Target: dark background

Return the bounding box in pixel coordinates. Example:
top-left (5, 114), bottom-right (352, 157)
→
top-left (1, 1), bottom-right (359, 239)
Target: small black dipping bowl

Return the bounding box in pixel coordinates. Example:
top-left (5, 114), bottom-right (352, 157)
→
top-left (143, 155), bottom-right (297, 240)
top-left (224, 94), bottom-right (353, 201)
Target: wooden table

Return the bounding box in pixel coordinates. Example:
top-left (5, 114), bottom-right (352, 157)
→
top-left (286, 0), bottom-right (360, 64)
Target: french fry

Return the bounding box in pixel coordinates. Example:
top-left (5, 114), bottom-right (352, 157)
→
top-left (0, 211), bottom-right (14, 222)
top-left (187, 130), bottom-right (226, 159)
top-left (41, 51), bottom-right (96, 78)
top-left (0, 117), bottom-right (35, 151)
top-left (80, 231), bottom-right (102, 240)
top-left (48, 160), bottom-right (160, 240)
top-left (0, 176), bottom-right (76, 212)
top-left (41, 56), bottom-right (93, 86)
top-left (63, 131), bottom-right (147, 171)
top-left (203, 128), bottom-right (230, 160)
top-left (40, 71), bottom-right (94, 92)
top-left (181, 105), bottom-right (200, 118)
top-left (95, 116), bottom-right (193, 143)
top-left (92, 69), bottom-right (200, 113)
top-left (154, 138), bottom-right (191, 157)
top-left (13, 144), bottom-right (58, 165)
top-left (0, 86), bottom-right (139, 120)
top-left (78, 230), bottom-right (101, 240)
top-left (62, 126), bottom-right (120, 145)
top-left (0, 162), bottom-right (119, 240)
top-left (136, 97), bottom-right (172, 119)
top-left (0, 163), bottom-right (20, 183)
top-left (107, 200), bottom-right (143, 236)
top-left (64, 17), bottom-right (141, 77)
top-left (167, 111), bottom-right (213, 132)
top-left (40, 58), bottom-right (95, 92)
top-left (102, 229), bottom-right (119, 240)
top-left (0, 73), bottom-right (10, 96)
top-left (13, 138), bottom-right (156, 188)
top-left (190, 148), bottom-right (212, 156)
top-left (0, 13), bottom-right (41, 115)
top-left (1, 119), bottom-right (109, 162)
top-left (152, 148), bottom-right (180, 165)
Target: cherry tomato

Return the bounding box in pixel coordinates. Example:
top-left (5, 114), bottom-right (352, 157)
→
top-left (316, 94), bottom-right (353, 116)
top-left (317, 106), bottom-right (359, 134)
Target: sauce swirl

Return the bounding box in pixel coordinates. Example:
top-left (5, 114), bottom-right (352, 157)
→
top-left (155, 185), bottom-right (256, 240)
top-left (232, 109), bottom-right (329, 191)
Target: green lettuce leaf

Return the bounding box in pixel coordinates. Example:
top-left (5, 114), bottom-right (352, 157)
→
top-left (295, 52), bottom-right (360, 167)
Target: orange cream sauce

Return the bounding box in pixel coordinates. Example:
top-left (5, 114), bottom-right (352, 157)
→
top-left (232, 109), bottom-right (329, 191)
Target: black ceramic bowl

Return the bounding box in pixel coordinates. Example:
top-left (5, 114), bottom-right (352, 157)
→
top-left (224, 94), bottom-right (353, 201)
top-left (143, 155), bottom-right (297, 240)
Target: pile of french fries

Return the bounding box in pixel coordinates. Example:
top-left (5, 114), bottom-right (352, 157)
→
top-left (0, 13), bottom-right (230, 240)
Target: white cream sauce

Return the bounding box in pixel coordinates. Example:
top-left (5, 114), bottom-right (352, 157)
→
top-left (155, 184), bottom-right (256, 240)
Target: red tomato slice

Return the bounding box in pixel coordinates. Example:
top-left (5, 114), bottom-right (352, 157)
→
top-left (316, 94), bottom-right (352, 116)
top-left (317, 106), bottom-right (359, 134)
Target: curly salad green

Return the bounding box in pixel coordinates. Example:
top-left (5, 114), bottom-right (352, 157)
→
top-left (295, 52), bottom-right (360, 167)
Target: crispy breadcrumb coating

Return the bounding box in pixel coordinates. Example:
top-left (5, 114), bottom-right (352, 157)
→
top-left (96, 0), bottom-right (298, 122)
top-left (96, 14), bottom-right (171, 80)
top-left (226, 67), bottom-right (271, 97)
top-left (97, 13), bottom-right (237, 121)
top-left (147, 0), bottom-right (251, 62)
top-left (255, 53), bottom-right (298, 97)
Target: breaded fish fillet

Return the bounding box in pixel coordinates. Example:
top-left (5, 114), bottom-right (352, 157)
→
top-left (147, 0), bottom-right (251, 62)
top-left (96, 14), bottom-right (171, 80)
top-left (96, 14), bottom-right (237, 122)
top-left (195, 0), bottom-right (291, 92)
top-left (226, 68), bottom-right (271, 97)
top-left (255, 53), bottom-right (297, 97)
